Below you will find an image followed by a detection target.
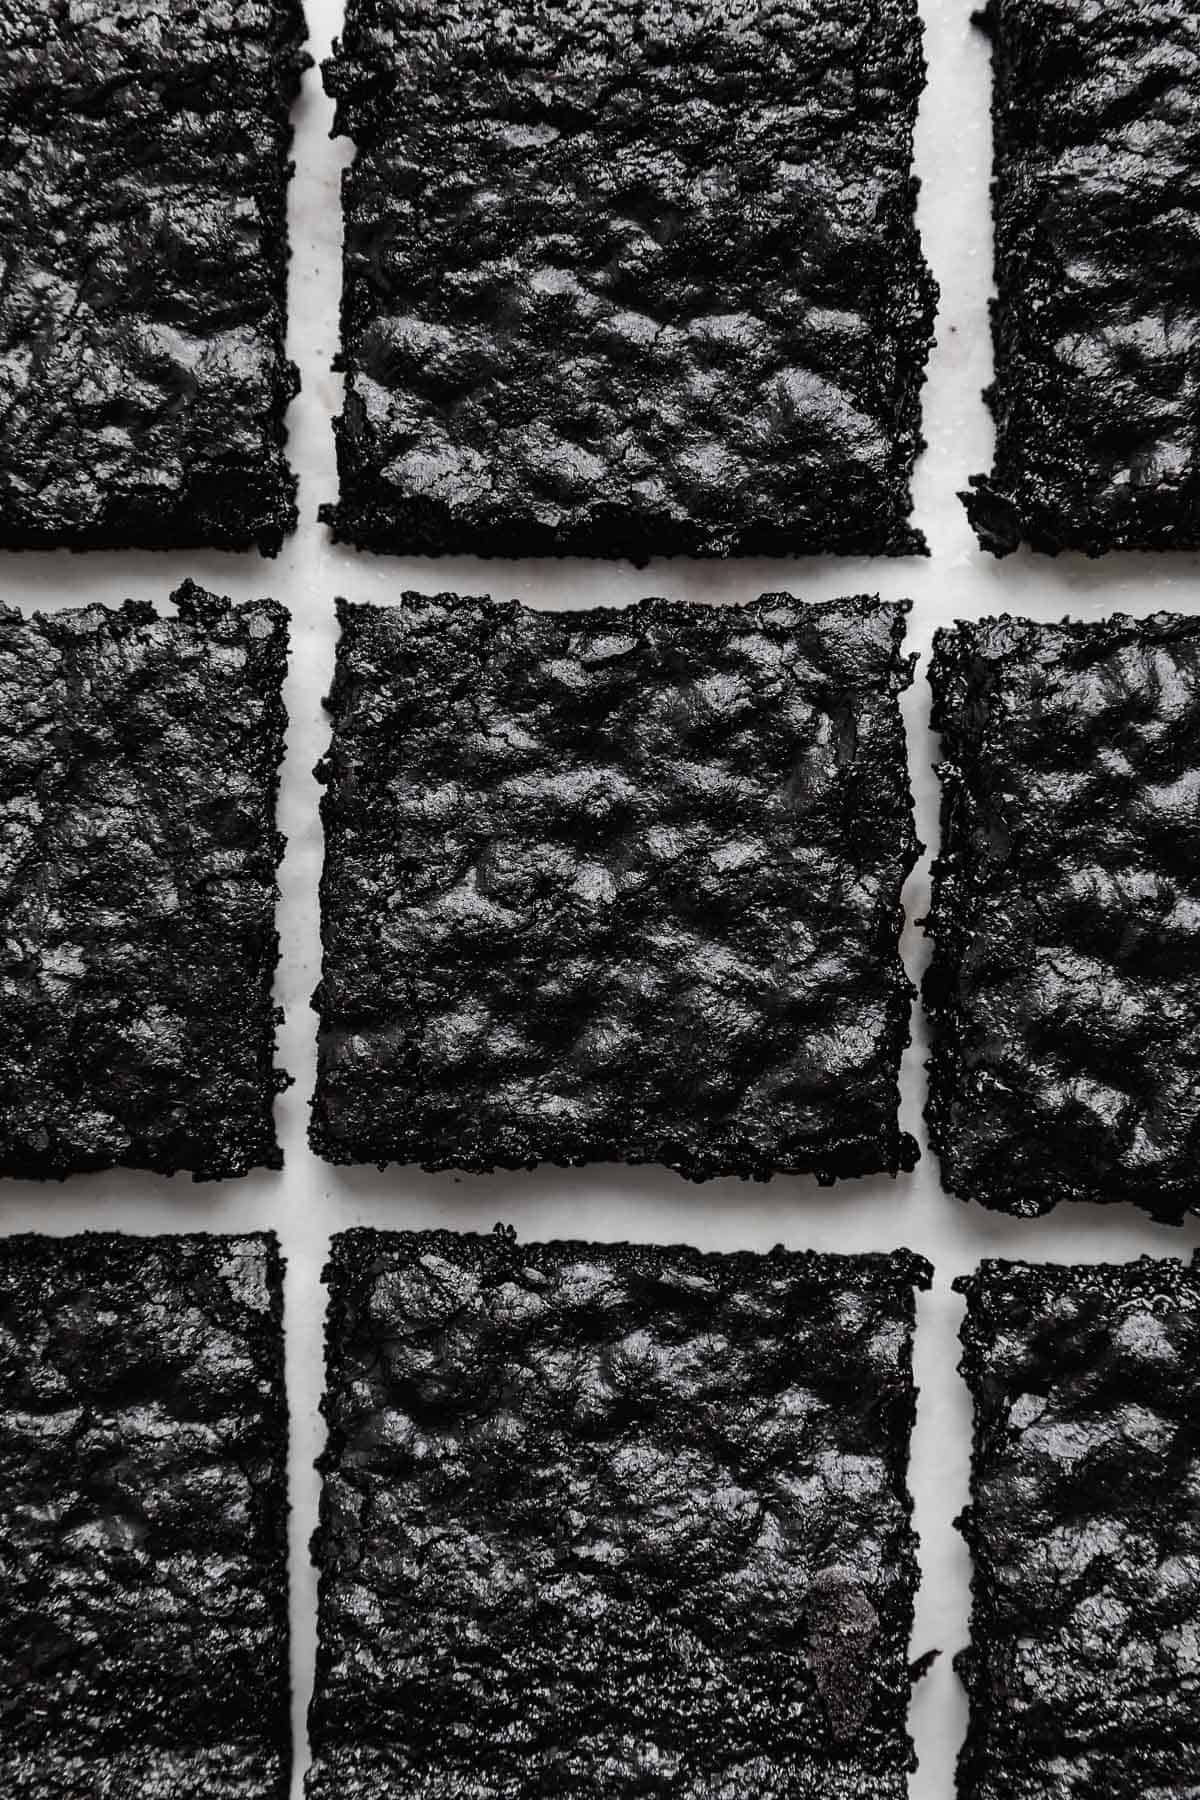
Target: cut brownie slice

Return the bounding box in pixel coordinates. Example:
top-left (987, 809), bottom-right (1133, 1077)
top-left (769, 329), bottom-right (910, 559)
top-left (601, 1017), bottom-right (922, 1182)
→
top-left (963, 0), bottom-right (1200, 556)
top-left (0, 1), bottom-right (306, 553)
top-left (308, 1227), bottom-right (932, 1800)
top-left (925, 612), bottom-right (1200, 1221)
top-left (957, 1257), bottom-right (1200, 1800)
top-left (0, 581), bottom-right (290, 1180)
top-left (0, 1232), bottom-right (290, 1800)
top-left (312, 591), bottom-right (919, 1182)
top-left (320, 0), bottom-right (937, 559)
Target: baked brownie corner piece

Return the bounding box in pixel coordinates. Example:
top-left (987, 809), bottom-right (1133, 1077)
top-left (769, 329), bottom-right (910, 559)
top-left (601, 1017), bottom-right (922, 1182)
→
top-left (307, 1227), bottom-right (932, 1800)
top-left (0, 581), bottom-right (290, 1181)
top-left (924, 610), bottom-right (1200, 1222)
top-left (0, 1), bottom-right (307, 554)
top-left (319, 0), bottom-right (936, 559)
top-left (962, 0), bottom-right (1200, 556)
top-left (955, 1255), bottom-right (1200, 1800)
top-left (0, 1231), bottom-right (290, 1800)
top-left (311, 590), bottom-right (919, 1182)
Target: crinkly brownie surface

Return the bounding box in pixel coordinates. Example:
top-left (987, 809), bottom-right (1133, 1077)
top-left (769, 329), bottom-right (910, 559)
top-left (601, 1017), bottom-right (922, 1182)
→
top-left (312, 591), bottom-right (919, 1182)
top-left (320, 0), bottom-right (936, 559)
top-left (0, 1232), bottom-right (290, 1800)
top-left (0, 1), bottom-right (306, 554)
top-left (956, 1257), bottom-right (1200, 1799)
top-left (963, 0), bottom-right (1200, 555)
top-left (0, 582), bottom-right (290, 1180)
top-left (925, 612), bottom-right (1200, 1221)
top-left (307, 1227), bottom-right (932, 1800)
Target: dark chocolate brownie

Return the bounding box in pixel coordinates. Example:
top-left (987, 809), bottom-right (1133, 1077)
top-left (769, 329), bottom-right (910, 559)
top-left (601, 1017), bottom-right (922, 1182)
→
top-left (0, 581), bottom-right (290, 1180)
top-left (0, 1231), bottom-right (290, 1800)
top-left (963, 0), bottom-right (1200, 556)
top-left (0, 1), bottom-right (306, 554)
top-left (307, 1226), bottom-right (932, 1800)
top-left (311, 591), bottom-right (920, 1182)
top-left (320, 0), bottom-right (937, 559)
top-left (957, 1257), bottom-right (1200, 1800)
top-left (925, 612), bottom-right (1200, 1221)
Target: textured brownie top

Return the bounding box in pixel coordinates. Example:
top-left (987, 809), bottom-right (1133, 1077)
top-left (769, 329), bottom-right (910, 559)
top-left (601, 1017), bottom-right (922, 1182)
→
top-left (957, 1257), bottom-right (1200, 1799)
top-left (312, 591), bottom-right (919, 1182)
top-left (0, 1232), bottom-right (290, 1800)
top-left (925, 612), bottom-right (1200, 1221)
top-left (963, 0), bottom-right (1200, 555)
top-left (0, 582), bottom-right (290, 1180)
top-left (0, 1), bottom-right (306, 553)
top-left (321, 0), bottom-right (936, 558)
top-left (308, 1227), bottom-right (932, 1800)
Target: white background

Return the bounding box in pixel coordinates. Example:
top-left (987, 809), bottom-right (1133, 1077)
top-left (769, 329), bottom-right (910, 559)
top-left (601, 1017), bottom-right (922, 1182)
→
top-left (3, 1), bottom-right (1200, 1794)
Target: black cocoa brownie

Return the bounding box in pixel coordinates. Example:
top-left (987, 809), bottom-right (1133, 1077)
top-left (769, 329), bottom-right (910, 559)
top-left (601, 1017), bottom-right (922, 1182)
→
top-left (312, 591), bottom-right (919, 1182)
top-left (957, 1257), bottom-right (1200, 1800)
top-left (307, 1226), bottom-right (932, 1800)
top-left (0, 1231), bottom-right (290, 1800)
top-left (963, 0), bottom-right (1200, 556)
top-left (0, 582), bottom-right (290, 1180)
top-left (925, 612), bottom-right (1200, 1221)
top-left (320, 0), bottom-right (937, 559)
top-left (0, 2), bottom-right (306, 554)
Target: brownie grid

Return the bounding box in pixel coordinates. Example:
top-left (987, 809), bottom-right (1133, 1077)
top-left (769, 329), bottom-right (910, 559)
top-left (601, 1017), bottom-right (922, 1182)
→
top-left (320, 0), bottom-right (937, 559)
top-left (312, 590), bottom-right (920, 1182)
top-left (307, 1227), bottom-right (932, 1800)
top-left (5, 0), bottom-right (1200, 1788)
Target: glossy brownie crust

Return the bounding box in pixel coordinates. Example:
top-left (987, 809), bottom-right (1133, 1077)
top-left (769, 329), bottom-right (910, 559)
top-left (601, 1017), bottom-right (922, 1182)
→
top-left (963, 0), bottom-right (1200, 556)
top-left (925, 612), bottom-right (1200, 1221)
top-left (321, 0), bottom-right (936, 559)
top-left (312, 591), bottom-right (919, 1181)
top-left (0, 583), bottom-right (290, 1180)
top-left (0, 1232), bottom-right (290, 1800)
top-left (0, 1), bottom-right (306, 553)
top-left (307, 1227), bottom-right (932, 1800)
top-left (957, 1257), bottom-right (1200, 1800)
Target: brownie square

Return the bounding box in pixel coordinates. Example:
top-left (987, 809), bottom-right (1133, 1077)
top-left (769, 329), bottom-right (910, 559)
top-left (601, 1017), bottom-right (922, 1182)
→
top-left (0, 1231), bottom-right (290, 1800)
top-left (0, 1), bottom-right (306, 554)
top-left (957, 1257), bottom-right (1200, 1799)
top-left (320, 0), bottom-right (937, 559)
top-left (963, 0), bottom-right (1200, 556)
top-left (312, 591), bottom-right (919, 1182)
top-left (0, 581), bottom-right (289, 1180)
top-left (308, 1227), bottom-right (932, 1800)
top-left (925, 612), bottom-right (1200, 1221)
